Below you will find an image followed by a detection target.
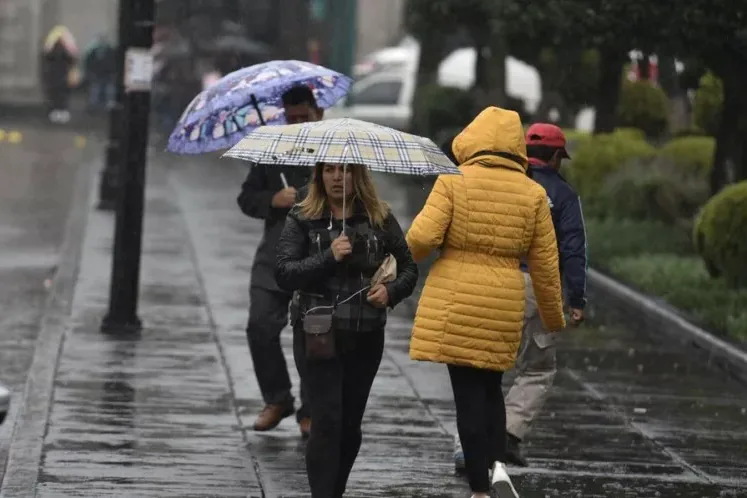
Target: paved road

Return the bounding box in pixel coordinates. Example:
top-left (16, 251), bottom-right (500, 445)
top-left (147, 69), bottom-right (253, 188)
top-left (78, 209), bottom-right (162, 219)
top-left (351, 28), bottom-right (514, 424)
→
top-left (0, 143), bottom-right (745, 497)
top-left (0, 121), bottom-right (97, 483)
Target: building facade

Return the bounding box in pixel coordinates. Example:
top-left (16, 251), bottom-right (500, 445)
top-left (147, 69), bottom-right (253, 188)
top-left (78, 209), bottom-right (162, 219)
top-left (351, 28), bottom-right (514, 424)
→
top-left (0, 0), bottom-right (117, 104)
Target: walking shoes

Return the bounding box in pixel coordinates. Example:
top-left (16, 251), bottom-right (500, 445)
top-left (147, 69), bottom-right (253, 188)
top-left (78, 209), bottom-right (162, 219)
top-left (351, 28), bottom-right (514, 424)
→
top-left (0, 382), bottom-right (10, 425)
top-left (252, 403), bottom-right (295, 431)
top-left (491, 462), bottom-right (520, 498)
top-left (298, 417), bottom-right (311, 439)
top-left (506, 434), bottom-right (529, 467)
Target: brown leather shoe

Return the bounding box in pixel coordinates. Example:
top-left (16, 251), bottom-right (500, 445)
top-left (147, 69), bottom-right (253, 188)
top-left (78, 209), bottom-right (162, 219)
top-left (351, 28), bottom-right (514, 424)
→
top-left (298, 417), bottom-right (311, 439)
top-left (253, 403), bottom-right (295, 431)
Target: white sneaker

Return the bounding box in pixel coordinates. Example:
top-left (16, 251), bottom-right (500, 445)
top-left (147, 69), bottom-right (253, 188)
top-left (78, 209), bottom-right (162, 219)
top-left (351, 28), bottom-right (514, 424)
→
top-left (0, 382), bottom-right (10, 425)
top-left (490, 462), bottom-right (519, 498)
top-left (58, 110), bottom-right (71, 124)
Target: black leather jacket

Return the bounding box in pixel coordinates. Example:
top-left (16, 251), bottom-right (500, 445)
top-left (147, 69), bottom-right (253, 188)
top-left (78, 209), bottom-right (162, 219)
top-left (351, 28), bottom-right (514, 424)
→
top-left (276, 203), bottom-right (418, 333)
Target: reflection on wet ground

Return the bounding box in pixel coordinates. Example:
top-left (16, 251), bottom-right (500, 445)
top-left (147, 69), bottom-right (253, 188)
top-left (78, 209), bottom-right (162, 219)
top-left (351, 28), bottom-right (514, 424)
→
top-left (2, 147), bottom-right (745, 497)
top-left (0, 124), bottom-right (96, 484)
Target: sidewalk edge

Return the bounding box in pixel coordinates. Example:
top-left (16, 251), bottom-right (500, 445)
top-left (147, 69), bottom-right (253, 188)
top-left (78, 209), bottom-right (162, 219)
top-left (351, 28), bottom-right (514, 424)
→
top-left (0, 159), bottom-right (96, 496)
top-left (588, 268), bottom-right (747, 385)
top-left (164, 169), bottom-right (268, 498)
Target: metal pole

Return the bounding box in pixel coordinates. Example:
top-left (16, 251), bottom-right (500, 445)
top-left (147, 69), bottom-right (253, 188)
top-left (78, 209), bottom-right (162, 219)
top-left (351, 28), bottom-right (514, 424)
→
top-left (101, 0), bottom-right (156, 334)
top-left (97, 0), bottom-right (130, 211)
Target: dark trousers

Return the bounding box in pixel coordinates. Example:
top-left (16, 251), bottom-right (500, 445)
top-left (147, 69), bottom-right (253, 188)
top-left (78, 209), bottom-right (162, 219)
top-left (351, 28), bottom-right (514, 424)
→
top-left (46, 85), bottom-right (71, 111)
top-left (246, 286), bottom-right (308, 420)
top-left (295, 326), bottom-right (385, 498)
top-left (448, 365), bottom-right (506, 493)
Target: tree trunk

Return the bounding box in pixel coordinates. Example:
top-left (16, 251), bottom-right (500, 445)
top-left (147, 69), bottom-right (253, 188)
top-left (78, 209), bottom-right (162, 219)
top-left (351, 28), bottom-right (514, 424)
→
top-left (410, 29), bottom-right (446, 134)
top-left (738, 131), bottom-right (747, 182)
top-left (471, 25), bottom-right (506, 112)
top-left (415, 29), bottom-right (444, 88)
top-left (593, 52), bottom-right (625, 134)
top-left (710, 72), bottom-right (740, 194)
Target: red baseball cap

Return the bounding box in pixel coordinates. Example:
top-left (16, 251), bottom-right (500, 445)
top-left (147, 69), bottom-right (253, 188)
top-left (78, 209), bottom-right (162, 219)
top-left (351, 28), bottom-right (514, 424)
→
top-left (526, 123), bottom-right (570, 159)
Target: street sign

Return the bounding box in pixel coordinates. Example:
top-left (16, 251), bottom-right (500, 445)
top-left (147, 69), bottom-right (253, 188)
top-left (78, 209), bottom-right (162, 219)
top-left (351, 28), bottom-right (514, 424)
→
top-left (124, 47), bottom-right (153, 92)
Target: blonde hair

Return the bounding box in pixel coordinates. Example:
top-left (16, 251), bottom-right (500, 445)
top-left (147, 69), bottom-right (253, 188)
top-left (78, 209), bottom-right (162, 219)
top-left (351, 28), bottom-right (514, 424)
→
top-left (298, 163), bottom-right (390, 228)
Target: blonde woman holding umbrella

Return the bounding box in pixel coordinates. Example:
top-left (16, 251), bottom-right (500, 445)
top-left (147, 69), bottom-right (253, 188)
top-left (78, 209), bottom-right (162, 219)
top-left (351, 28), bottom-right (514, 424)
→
top-left (224, 117), bottom-right (458, 497)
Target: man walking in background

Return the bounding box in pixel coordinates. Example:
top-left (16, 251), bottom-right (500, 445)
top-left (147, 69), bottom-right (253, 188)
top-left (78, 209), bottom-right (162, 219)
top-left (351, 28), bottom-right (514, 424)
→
top-left (237, 85), bottom-right (323, 438)
top-left (454, 123), bottom-right (588, 471)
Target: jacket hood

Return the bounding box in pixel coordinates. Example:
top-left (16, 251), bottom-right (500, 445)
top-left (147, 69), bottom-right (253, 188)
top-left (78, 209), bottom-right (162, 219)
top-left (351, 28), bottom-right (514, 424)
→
top-left (44, 26), bottom-right (78, 55)
top-left (452, 107), bottom-right (528, 173)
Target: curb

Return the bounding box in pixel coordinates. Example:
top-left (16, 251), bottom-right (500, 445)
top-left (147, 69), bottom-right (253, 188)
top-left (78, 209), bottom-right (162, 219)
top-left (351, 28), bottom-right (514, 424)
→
top-left (0, 159), bottom-right (96, 496)
top-left (588, 268), bottom-right (747, 385)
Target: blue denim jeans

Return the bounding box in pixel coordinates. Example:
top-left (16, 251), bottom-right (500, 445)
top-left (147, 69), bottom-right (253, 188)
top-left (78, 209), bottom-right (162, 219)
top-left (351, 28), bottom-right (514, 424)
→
top-left (88, 78), bottom-right (115, 109)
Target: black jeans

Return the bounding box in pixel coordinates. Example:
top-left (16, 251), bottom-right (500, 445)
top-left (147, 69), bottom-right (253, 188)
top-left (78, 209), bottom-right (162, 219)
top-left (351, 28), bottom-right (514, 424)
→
top-left (246, 286), bottom-right (309, 420)
top-left (448, 365), bottom-right (506, 493)
top-left (295, 326), bottom-right (385, 498)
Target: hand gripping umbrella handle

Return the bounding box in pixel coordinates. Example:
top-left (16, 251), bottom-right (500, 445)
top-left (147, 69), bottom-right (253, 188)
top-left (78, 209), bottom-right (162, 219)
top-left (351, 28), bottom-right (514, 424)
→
top-left (250, 94), bottom-right (266, 126)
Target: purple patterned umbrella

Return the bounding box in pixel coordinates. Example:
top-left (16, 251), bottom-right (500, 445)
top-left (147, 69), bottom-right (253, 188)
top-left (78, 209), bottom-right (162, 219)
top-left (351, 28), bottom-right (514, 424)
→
top-left (167, 60), bottom-right (352, 155)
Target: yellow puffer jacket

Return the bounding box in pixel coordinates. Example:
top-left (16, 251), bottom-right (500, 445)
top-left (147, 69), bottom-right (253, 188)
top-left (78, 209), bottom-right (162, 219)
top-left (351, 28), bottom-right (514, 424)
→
top-left (407, 107), bottom-right (566, 372)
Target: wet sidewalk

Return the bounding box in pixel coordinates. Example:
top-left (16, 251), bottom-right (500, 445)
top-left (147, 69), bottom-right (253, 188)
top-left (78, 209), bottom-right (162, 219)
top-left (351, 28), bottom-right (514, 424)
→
top-left (2, 155), bottom-right (746, 497)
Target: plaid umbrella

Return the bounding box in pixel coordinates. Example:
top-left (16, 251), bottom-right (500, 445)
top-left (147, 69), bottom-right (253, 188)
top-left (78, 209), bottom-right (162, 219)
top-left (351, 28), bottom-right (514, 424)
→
top-left (222, 118), bottom-right (460, 176)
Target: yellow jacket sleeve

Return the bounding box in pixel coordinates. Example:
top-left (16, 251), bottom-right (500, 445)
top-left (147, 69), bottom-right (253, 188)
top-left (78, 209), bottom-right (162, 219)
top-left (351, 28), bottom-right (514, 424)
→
top-left (527, 194), bottom-right (566, 331)
top-left (406, 175), bottom-right (454, 263)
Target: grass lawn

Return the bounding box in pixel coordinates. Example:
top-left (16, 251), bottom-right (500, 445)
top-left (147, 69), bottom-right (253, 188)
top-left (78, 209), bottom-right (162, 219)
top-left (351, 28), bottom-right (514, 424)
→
top-left (586, 218), bottom-right (747, 342)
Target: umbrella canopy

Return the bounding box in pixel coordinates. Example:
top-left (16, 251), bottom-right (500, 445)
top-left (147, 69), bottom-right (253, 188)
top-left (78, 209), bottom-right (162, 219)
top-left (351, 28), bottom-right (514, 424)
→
top-left (167, 60), bottom-right (352, 155)
top-left (223, 118), bottom-right (460, 177)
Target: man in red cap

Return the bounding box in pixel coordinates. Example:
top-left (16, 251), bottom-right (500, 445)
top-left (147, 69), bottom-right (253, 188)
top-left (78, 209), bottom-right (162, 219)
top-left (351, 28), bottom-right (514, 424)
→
top-left (504, 123), bottom-right (587, 465)
top-left (451, 122), bottom-right (588, 472)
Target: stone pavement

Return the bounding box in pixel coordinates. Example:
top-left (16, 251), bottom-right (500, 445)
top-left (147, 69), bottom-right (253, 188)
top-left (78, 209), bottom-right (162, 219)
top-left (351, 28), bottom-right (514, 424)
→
top-left (1, 152), bottom-right (746, 497)
top-left (0, 123), bottom-right (99, 487)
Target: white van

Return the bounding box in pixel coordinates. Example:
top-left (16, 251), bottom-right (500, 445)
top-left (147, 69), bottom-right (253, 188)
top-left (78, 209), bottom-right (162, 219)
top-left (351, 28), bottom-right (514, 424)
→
top-left (326, 41), bottom-right (542, 131)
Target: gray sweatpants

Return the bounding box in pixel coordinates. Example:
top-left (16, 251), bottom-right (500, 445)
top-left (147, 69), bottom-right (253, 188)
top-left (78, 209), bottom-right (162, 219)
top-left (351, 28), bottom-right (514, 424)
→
top-left (454, 273), bottom-right (559, 454)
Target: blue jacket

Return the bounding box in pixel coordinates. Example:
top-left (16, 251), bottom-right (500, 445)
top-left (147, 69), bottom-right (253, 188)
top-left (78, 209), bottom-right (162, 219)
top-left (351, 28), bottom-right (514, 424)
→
top-left (520, 162), bottom-right (588, 309)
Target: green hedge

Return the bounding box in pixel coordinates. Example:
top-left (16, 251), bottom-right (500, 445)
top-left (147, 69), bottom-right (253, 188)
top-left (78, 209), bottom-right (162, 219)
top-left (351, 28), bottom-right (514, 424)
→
top-left (693, 181), bottom-right (747, 288)
top-left (586, 218), bottom-right (747, 341)
top-left (611, 127), bottom-right (646, 141)
top-left (616, 80), bottom-right (670, 139)
top-left (596, 157), bottom-right (708, 223)
top-left (607, 254), bottom-right (747, 340)
top-left (566, 131), bottom-right (656, 214)
top-left (562, 132), bottom-right (714, 223)
top-left (693, 72), bottom-right (722, 136)
top-left (658, 136), bottom-right (715, 178)
top-left (585, 218), bottom-right (693, 264)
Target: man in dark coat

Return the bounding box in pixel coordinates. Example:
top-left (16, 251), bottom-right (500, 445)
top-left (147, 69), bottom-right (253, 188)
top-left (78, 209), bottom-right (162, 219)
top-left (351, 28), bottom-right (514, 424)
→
top-left (237, 85), bottom-right (323, 437)
top-left (505, 123), bottom-right (588, 465)
top-left (83, 34), bottom-right (116, 111)
top-left (452, 123), bottom-right (589, 471)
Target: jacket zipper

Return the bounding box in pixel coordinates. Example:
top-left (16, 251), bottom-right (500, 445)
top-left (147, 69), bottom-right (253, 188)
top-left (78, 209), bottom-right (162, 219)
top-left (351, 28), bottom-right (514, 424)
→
top-left (359, 237), bottom-right (369, 332)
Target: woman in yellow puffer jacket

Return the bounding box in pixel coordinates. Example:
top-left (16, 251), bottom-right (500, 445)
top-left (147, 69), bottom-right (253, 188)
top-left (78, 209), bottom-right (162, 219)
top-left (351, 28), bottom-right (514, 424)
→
top-left (406, 107), bottom-right (565, 498)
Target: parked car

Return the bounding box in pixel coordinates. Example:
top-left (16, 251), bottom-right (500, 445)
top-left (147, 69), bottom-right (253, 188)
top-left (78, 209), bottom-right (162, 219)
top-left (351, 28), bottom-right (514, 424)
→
top-left (326, 69), bottom-right (415, 130)
top-left (327, 43), bottom-right (542, 131)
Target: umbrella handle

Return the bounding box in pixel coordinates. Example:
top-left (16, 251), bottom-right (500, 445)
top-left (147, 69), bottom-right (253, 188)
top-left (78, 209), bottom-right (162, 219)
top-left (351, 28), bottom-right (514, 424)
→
top-left (250, 94), bottom-right (266, 126)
